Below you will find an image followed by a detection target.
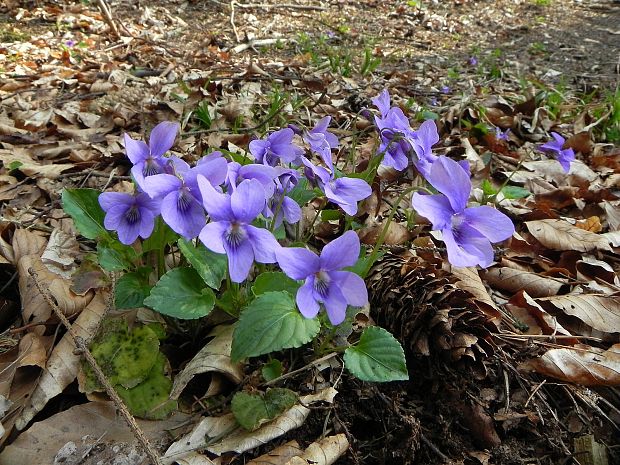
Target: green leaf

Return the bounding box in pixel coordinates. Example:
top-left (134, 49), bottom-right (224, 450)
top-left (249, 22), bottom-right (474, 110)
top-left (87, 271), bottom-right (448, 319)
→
top-left (252, 272), bottom-right (300, 297)
top-left (501, 185), bottom-right (531, 199)
top-left (231, 388), bottom-right (297, 431)
top-left (97, 241), bottom-right (138, 272)
top-left (115, 269), bottom-right (151, 309)
top-left (288, 178), bottom-right (317, 206)
top-left (116, 352), bottom-right (177, 420)
top-left (62, 189), bottom-right (107, 239)
top-left (178, 239), bottom-right (227, 290)
top-left (144, 267), bottom-right (216, 319)
top-left (481, 179), bottom-right (497, 196)
top-left (261, 359), bottom-right (283, 382)
top-left (142, 218), bottom-right (178, 252)
top-left (321, 209), bottom-right (342, 221)
top-left (231, 291), bottom-right (320, 362)
top-left (344, 326), bottom-right (409, 382)
top-left (83, 320), bottom-right (160, 392)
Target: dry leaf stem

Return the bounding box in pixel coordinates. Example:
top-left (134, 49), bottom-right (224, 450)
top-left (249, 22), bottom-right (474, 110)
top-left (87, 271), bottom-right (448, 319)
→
top-left (28, 268), bottom-right (163, 465)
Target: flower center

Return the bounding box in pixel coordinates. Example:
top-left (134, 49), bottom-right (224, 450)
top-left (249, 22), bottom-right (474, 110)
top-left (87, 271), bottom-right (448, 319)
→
top-left (124, 205), bottom-right (140, 225)
top-left (143, 157), bottom-right (162, 177)
top-left (225, 222), bottom-right (246, 249)
top-left (313, 271), bottom-right (331, 298)
top-left (177, 187), bottom-right (193, 213)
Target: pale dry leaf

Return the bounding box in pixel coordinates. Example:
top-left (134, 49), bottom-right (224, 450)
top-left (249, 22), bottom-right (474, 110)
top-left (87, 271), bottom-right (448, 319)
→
top-left (445, 265), bottom-right (501, 327)
top-left (15, 292), bottom-right (108, 430)
top-left (358, 222), bottom-right (410, 246)
top-left (536, 294), bottom-right (620, 334)
top-left (601, 200), bottom-right (620, 231)
top-left (602, 231), bottom-right (620, 247)
top-left (163, 414), bottom-right (238, 465)
top-left (1, 401), bottom-right (190, 465)
top-left (526, 219), bottom-right (611, 252)
top-left (461, 137), bottom-right (485, 173)
top-left (506, 290), bottom-right (574, 339)
top-left (246, 440), bottom-right (302, 465)
top-left (483, 267), bottom-right (564, 298)
top-left (287, 434), bottom-right (349, 465)
top-left (520, 344), bottom-right (620, 386)
top-left (40, 228), bottom-right (80, 277)
top-left (0, 147), bottom-right (74, 179)
top-left (170, 325), bottom-right (243, 400)
top-left (207, 404), bottom-right (310, 455)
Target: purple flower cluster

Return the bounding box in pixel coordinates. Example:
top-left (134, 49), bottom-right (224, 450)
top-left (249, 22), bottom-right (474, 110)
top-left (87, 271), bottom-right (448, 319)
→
top-left (373, 90), bottom-right (516, 268)
top-left (99, 119), bottom-right (372, 295)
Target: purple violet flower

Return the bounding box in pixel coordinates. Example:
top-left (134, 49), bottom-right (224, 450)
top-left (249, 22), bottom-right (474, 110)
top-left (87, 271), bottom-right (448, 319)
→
top-left (302, 158), bottom-right (371, 216)
top-left (495, 127), bottom-right (511, 141)
top-left (276, 230), bottom-right (368, 325)
top-left (411, 156), bottom-right (514, 268)
top-left (249, 128), bottom-right (304, 166)
top-left (225, 161), bottom-right (277, 198)
top-left (303, 116), bottom-right (339, 170)
top-left (99, 192), bottom-right (161, 245)
top-left (126, 121), bottom-right (180, 191)
top-left (142, 155), bottom-right (228, 239)
top-left (197, 177), bottom-right (280, 283)
top-left (539, 132), bottom-right (575, 172)
top-left (372, 90), bottom-right (416, 171)
top-left (468, 56), bottom-right (478, 66)
top-left (441, 85), bottom-right (451, 94)
top-left (411, 119), bottom-right (440, 179)
top-left (263, 168), bottom-right (302, 227)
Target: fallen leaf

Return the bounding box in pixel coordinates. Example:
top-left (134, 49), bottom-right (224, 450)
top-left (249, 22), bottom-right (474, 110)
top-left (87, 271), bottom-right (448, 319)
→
top-left (15, 292), bottom-right (109, 430)
top-left (506, 290), bottom-right (575, 340)
top-left (246, 440), bottom-right (303, 465)
top-left (483, 267), bottom-right (565, 298)
top-left (526, 219), bottom-right (611, 252)
top-left (536, 294), bottom-right (620, 334)
top-left (358, 221), bottom-right (410, 246)
top-left (170, 325), bottom-right (243, 400)
top-left (446, 265), bottom-right (502, 327)
top-left (520, 344), bottom-right (620, 386)
top-left (287, 434), bottom-right (349, 465)
top-left (575, 216), bottom-right (602, 233)
top-left (0, 401), bottom-right (190, 465)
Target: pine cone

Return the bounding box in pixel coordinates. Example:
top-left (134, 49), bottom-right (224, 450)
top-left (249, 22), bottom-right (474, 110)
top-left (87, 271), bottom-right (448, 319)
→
top-left (368, 249), bottom-right (496, 370)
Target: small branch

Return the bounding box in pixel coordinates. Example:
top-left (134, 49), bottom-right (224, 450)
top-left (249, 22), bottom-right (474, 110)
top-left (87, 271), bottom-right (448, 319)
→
top-left (230, 1), bottom-right (241, 43)
top-left (96, 0), bottom-right (121, 39)
top-left (230, 38), bottom-right (291, 53)
top-left (28, 268), bottom-right (162, 465)
top-left (233, 3), bottom-right (327, 11)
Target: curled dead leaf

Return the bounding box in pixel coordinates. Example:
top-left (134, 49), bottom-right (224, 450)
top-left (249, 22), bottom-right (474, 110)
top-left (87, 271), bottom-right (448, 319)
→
top-left (536, 294), bottom-right (620, 335)
top-left (170, 325), bottom-right (243, 400)
top-left (520, 344), bottom-right (620, 386)
top-left (445, 265), bottom-right (501, 327)
top-left (358, 221), bottom-right (410, 246)
top-left (483, 267), bottom-right (565, 298)
top-left (526, 219), bottom-right (611, 252)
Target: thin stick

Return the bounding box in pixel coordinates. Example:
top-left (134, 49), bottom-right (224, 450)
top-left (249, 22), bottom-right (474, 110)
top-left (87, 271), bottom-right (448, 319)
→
top-left (233, 3), bottom-right (326, 11)
top-left (420, 433), bottom-right (450, 463)
top-left (262, 353), bottom-right (338, 387)
top-left (230, 1), bottom-right (241, 43)
top-left (28, 268), bottom-right (162, 465)
top-left (96, 0), bottom-right (121, 39)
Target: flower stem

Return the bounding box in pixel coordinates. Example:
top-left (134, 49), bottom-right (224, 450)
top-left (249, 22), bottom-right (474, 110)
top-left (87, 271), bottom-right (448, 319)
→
top-left (361, 186), bottom-right (427, 277)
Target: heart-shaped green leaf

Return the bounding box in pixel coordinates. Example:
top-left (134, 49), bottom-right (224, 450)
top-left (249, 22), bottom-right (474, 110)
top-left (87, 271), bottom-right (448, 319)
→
top-left (231, 388), bottom-right (298, 431)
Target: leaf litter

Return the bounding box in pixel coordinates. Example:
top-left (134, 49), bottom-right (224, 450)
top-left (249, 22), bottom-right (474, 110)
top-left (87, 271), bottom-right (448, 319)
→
top-left (0, 0), bottom-right (620, 464)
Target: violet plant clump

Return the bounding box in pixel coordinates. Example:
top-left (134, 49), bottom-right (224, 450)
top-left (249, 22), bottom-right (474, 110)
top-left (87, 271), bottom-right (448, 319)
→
top-left (64, 87), bottom-right (537, 388)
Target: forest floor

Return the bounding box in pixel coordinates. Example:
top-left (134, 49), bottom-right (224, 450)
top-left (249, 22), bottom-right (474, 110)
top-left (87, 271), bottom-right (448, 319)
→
top-left (0, 0), bottom-right (619, 464)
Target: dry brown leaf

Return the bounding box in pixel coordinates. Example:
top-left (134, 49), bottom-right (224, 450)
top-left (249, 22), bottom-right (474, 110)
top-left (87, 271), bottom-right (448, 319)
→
top-left (246, 440), bottom-right (303, 465)
top-left (601, 200), bottom-right (620, 231)
top-left (506, 290), bottom-right (575, 339)
top-left (40, 228), bottom-right (80, 277)
top-left (445, 265), bottom-right (502, 327)
top-left (526, 219), bottom-right (611, 252)
top-left (358, 222), bottom-right (410, 246)
top-left (575, 216), bottom-right (602, 233)
top-left (0, 146), bottom-right (75, 179)
top-left (286, 434), bottom-right (349, 465)
top-left (520, 344), bottom-right (620, 386)
top-left (536, 294), bottom-right (620, 335)
top-left (15, 292), bottom-right (108, 430)
top-left (170, 325), bottom-right (243, 400)
top-left (0, 401), bottom-right (190, 465)
top-left (483, 267), bottom-right (565, 298)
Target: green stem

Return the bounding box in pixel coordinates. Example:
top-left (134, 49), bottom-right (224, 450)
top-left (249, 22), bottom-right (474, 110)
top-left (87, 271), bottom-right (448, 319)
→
top-left (489, 158), bottom-right (524, 204)
top-left (362, 186), bottom-right (427, 277)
